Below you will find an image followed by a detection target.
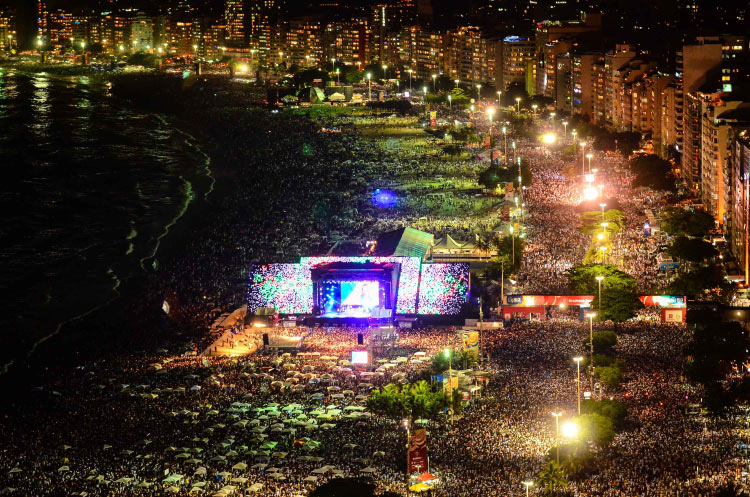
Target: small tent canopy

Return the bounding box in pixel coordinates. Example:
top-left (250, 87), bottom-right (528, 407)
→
top-left (297, 87), bottom-right (326, 104)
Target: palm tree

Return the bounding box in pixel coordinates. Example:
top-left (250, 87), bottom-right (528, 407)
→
top-left (455, 349), bottom-right (478, 369)
top-left (537, 460), bottom-right (568, 497)
top-left (475, 237), bottom-right (491, 261)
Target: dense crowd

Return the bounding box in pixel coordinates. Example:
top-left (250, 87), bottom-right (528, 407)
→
top-left (4, 319), bottom-right (748, 497)
top-left (5, 100), bottom-right (745, 497)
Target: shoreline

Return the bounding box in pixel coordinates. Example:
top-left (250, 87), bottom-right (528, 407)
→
top-left (0, 72), bottom-right (221, 389)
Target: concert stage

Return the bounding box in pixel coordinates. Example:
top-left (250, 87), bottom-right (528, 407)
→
top-left (247, 255), bottom-right (469, 323)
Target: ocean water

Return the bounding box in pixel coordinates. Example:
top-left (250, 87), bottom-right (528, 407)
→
top-left (0, 69), bottom-right (212, 373)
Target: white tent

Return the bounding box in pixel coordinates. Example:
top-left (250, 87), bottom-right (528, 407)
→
top-left (57, 466), bottom-right (70, 472)
top-left (231, 462), bottom-right (248, 471)
top-left (194, 467), bottom-right (207, 476)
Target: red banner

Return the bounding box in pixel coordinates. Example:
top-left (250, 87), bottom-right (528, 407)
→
top-left (505, 295), bottom-right (594, 306)
top-left (408, 428), bottom-right (428, 474)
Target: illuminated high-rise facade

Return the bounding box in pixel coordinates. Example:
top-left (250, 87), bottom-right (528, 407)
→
top-left (225, 0), bottom-right (245, 44)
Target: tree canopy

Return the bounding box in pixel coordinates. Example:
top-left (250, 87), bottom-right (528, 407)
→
top-left (366, 380), bottom-right (453, 421)
top-left (667, 235), bottom-right (717, 263)
top-left (666, 264), bottom-right (732, 299)
top-left (568, 265), bottom-right (642, 322)
top-left (577, 413), bottom-right (616, 446)
top-left (661, 207), bottom-right (715, 237)
top-left (629, 154), bottom-right (676, 191)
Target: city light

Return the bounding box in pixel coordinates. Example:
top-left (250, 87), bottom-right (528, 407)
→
top-left (542, 132), bottom-right (556, 145)
top-left (583, 186), bottom-right (599, 200)
top-left (562, 421), bottom-right (578, 438)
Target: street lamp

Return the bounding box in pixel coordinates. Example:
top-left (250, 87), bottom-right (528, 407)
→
top-left (551, 412), bottom-right (562, 463)
top-left (423, 85), bottom-right (428, 95)
top-left (366, 73), bottom-right (372, 101)
top-left (454, 79), bottom-right (459, 88)
top-left (586, 313), bottom-right (596, 390)
top-left (531, 103), bottom-right (538, 114)
top-left (403, 418), bottom-right (410, 482)
top-left (580, 142), bottom-right (587, 176)
top-left (382, 64), bottom-right (388, 81)
top-left (571, 129), bottom-right (577, 145)
top-left (586, 153), bottom-right (593, 173)
top-left (431, 74), bottom-right (437, 92)
top-left (502, 126), bottom-right (508, 166)
top-left (509, 225), bottom-right (515, 264)
top-left (596, 276), bottom-right (604, 312)
top-left (573, 357), bottom-right (583, 414)
top-left (496, 90), bottom-right (502, 104)
top-left (335, 67), bottom-right (340, 84)
top-left (523, 481), bottom-right (534, 497)
top-left (476, 84), bottom-right (481, 101)
top-left (448, 94), bottom-right (452, 112)
top-left (515, 97), bottom-right (521, 112)
top-left (562, 121), bottom-right (568, 138)
top-left (487, 108), bottom-right (495, 156)
top-left (561, 421), bottom-right (578, 439)
top-left (444, 348), bottom-right (453, 423)
top-left (600, 246), bottom-right (607, 264)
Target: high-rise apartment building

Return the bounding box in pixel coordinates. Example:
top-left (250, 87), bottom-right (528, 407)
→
top-left (730, 130), bottom-right (750, 282)
top-left (701, 102), bottom-right (750, 226)
top-left (499, 36), bottom-right (535, 92)
top-left (225, 0), bottom-right (244, 44)
top-left (48, 9), bottom-right (72, 49)
top-left (37, 0), bottom-right (48, 40)
top-left (130, 12), bottom-right (153, 52)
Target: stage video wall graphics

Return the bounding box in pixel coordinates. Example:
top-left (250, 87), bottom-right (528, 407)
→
top-left (417, 263), bottom-right (470, 315)
top-left (247, 257), bottom-right (468, 315)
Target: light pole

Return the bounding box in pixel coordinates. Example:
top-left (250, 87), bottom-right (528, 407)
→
top-left (476, 84), bottom-right (481, 102)
top-left (496, 90), bottom-right (502, 104)
top-left (448, 94), bottom-right (452, 112)
top-left (586, 313), bottom-right (596, 391)
top-left (502, 126), bottom-right (508, 166)
top-left (444, 348), bottom-right (453, 423)
top-left (515, 97), bottom-right (521, 112)
top-left (587, 153), bottom-right (593, 173)
top-left (509, 225), bottom-right (515, 265)
top-left (562, 121), bottom-right (568, 138)
top-left (600, 246), bottom-right (607, 264)
top-left (336, 67), bottom-right (340, 84)
top-left (431, 74), bottom-right (437, 93)
top-left (580, 142), bottom-right (587, 176)
top-left (454, 79), bottom-right (459, 89)
top-left (487, 108), bottom-right (495, 154)
top-left (403, 418), bottom-right (410, 483)
top-left (382, 64), bottom-right (388, 82)
top-left (531, 104), bottom-right (538, 114)
top-left (551, 412), bottom-right (562, 464)
top-left (571, 129), bottom-right (577, 146)
top-left (523, 481), bottom-right (533, 497)
top-left (367, 73), bottom-right (372, 100)
top-left (596, 276), bottom-right (604, 312)
top-left (573, 357), bottom-right (583, 414)
top-left (407, 69), bottom-right (413, 90)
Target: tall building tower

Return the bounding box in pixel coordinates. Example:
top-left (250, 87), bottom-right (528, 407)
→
top-left (37, 0), bottom-right (48, 41)
top-left (225, 0), bottom-right (245, 44)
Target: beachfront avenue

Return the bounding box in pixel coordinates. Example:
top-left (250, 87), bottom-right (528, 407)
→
top-left (1, 90), bottom-right (746, 497)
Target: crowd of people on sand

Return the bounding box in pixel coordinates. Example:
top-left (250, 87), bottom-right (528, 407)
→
top-left (3, 319), bottom-right (749, 497)
top-left (4, 110), bottom-right (746, 497)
